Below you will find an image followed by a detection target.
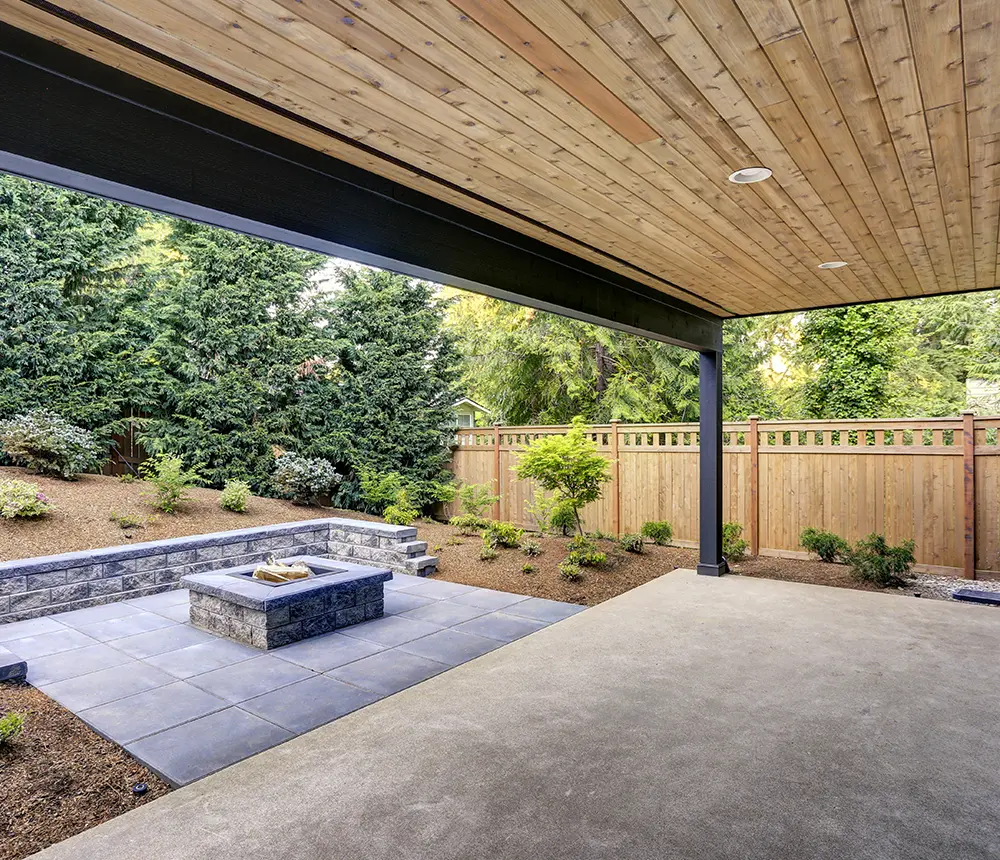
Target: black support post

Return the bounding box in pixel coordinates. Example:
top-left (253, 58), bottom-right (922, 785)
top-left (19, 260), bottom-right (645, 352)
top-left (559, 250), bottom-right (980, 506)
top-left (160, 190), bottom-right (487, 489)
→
top-left (697, 349), bottom-right (727, 576)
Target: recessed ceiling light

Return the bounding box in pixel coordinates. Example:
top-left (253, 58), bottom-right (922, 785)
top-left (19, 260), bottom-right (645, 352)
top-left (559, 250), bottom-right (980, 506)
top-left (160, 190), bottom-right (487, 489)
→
top-left (817, 261), bottom-right (849, 269)
top-left (728, 166), bottom-right (773, 184)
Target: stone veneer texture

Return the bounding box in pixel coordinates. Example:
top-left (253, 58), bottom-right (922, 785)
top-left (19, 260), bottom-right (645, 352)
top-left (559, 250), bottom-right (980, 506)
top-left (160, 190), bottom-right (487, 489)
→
top-left (0, 517), bottom-right (437, 624)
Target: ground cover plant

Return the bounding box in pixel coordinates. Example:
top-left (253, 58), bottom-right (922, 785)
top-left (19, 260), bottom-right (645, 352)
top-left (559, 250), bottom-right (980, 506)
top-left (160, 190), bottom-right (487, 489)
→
top-left (641, 521), bottom-right (673, 546)
top-left (0, 411), bottom-right (101, 479)
top-left (219, 479), bottom-right (251, 513)
top-left (844, 534), bottom-right (916, 588)
top-left (0, 479), bottom-right (52, 519)
top-left (140, 454), bottom-right (201, 514)
top-left (800, 527), bottom-right (849, 563)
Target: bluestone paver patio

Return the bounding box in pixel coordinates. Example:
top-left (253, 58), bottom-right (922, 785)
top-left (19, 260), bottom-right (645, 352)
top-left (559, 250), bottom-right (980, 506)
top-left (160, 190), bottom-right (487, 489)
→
top-left (2, 574), bottom-right (584, 786)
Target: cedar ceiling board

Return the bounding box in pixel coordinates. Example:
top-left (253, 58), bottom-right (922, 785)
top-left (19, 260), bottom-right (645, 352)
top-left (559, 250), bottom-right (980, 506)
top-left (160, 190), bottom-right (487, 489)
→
top-left (848, 0), bottom-right (958, 293)
top-left (762, 33), bottom-right (923, 295)
top-left (4, 0), bottom-right (1000, 310)
top-left (606, 1), bottom-right (887, 301)
top-left (109, 0), bottom-right (754, 304)
top-left (0, 1), bottom-right (731, 316)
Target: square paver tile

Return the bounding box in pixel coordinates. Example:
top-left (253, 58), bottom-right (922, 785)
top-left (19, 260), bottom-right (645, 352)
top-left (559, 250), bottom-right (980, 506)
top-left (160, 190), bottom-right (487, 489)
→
top-left (26, 642), bottom-right (134, 686)
top-left (0, 616), bottom-right (67, 643)
top-left (144, 638), bottom-right (259, 679)
top-left (56, 602), bottom-right (142, 628)
top-left (382, 573), bottom-right (428, 591)
top-left (400, 599), bottom-right (490, 627)
top-left (155, 603), bottom-right (190, 624)
top-left (41, 662), bottom-right (175, 711)
top-left (328, 650), bottom-right (447, 696)
top-left (339, 615), bottom-right (444, 647)
top-left (382, 590), bottom-right (436, 615)
top-left (126, 589), bottom-right (190, 612)
top-left (448, 588), bottom-right (530, 611)
top-left (127, 707), bottom-right (292, 786)
top-left (396, 628), bottom-right (502, 667)
top-left (108, 624), bottom-right (216, 659)
top-left (392, 578), bottom-right (477, 600)
top-left (4, 627), bottom-right (98, 660)
top-left (186, 655), bottom-right (315, 704)
top-left (503, 597), bottom-right (587, 623)
top-left (453, 612), bottom-right (549, 643)
top-left (241, 675), bottom-right (379, 733)
top-left (271, 632), bottom-right (384, 673)
top-left (78, 681), bottom-right (227, 744)
top-left (76, 612), bottom-right (178, 642)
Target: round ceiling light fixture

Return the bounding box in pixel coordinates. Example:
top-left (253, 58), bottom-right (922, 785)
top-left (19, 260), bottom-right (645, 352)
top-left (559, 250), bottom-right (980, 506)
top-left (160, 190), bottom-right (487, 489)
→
top-left (728, 166), bottom-right (773, 184)
top-left (817, 261), bottom-right (849, 269)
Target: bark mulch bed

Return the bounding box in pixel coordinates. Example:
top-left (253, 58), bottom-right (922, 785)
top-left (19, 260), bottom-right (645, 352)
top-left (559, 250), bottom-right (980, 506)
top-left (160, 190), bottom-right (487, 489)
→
top-left (0, 682), bottom-right (170, 860)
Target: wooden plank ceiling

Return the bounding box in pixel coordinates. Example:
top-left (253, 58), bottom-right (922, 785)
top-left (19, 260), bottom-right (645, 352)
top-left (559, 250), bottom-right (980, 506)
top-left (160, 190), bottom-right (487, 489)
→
top-left (3, 0), bottom-right (999, 317)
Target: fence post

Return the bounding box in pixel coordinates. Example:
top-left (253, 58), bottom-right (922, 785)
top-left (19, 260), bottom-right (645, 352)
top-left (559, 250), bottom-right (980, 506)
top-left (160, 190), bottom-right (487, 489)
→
top-left (962, 410), bottom-right (976, 579)
top-left (492, 424), bottom-right (502, 521)
top-left (749, 415), bottom-right (759, 557)
top-left (610, 420), bottom-right (621, 536)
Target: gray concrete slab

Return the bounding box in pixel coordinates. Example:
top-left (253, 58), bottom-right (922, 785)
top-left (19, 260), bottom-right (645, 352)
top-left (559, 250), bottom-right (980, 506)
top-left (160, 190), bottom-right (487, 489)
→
top-left (338, 614), bottom-right (444, 647)
top-left (382, 590), bottom-right (436, 615)
top-left (3, 627), bottom-right (97, 659)
top-left (186, 655), bottom-right (313, 704)
top-left (327, 649), bottom-right (449, 695)
top-left (40, 662), bottom-right (175, 711)
top-left (126, 707), bottom-right (293, 786)
top-left (268, 630), bottom-right (384, 673)
top-left (75, 612), bottom-right (178, 642)
top-left (144, 638), bottom-right (258, 680)
top-left (399, 599), bottom-right (490, 626)
top-left (23, 643), bottom-right (133, 686)
top-left (452, 611), bottom-right (548, 642)
top-left (396, 628), bottom-right (502, 666)
top-left (30, 571), bottom-right (1000, 860)
top-left (240, 675), bottom-right (379, 733)
top-left (448, 587), bottom-right (530, 611)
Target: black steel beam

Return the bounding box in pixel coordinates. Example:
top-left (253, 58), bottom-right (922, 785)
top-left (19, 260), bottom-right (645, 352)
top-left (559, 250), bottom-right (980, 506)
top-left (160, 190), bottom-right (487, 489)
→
top-left (0, 21), bottom-right (724, 352)
top-left (697, 349), bottom-right (727, 576)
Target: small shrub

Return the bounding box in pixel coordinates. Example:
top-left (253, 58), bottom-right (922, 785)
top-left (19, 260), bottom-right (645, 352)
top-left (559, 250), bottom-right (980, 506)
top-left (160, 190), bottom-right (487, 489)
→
top-left (550, 500), bottom-right (577, 536)
top-left (558, 560), bottom-right (583, 581)
top-left (109, 511), bottom-right (145, 530)
top-left (220, 479), bottom-right (251, 513)
top-left (449, 513), bottom-right (489, 536)
top-left (619, 533), bottom-right (644, 553)
top-left (520, 539), bottom-right (542, 557)
top-left (0, 479), bottom-right (52, 519)
top-left (479, 542), bottom-right (499, 561)
top-left (526, 489), bottom-right (561, 533)
top-left (384, 490), bottom-right (419, 526)
top-left (456, 483), bottom-right (499, 519)
top-left (118, 473), bottom-right (137, 484)
top-left (844, 534), bottom-right (916, 588)
top-left (360, 469), bottom-right (453, 512)
top-left (567, 535), bottom-right (607, 567)
top-left (0, 410), bottom-right (102, 479)
top-left (800, 527), bottom-right (849, 563)
top-left (483, 521), bottom-right (523, 549)
top-left (139, 454), bottom-right (201, 514)
top-left (0, 711), bottom-right (26, 746)
top-left (445, 536), bottom-right (464, 546)
top-left (272, 452), bottom-right (341, 505)
top-left (586, 529), bottom-right (614, 541)
top-left (641, 521), bottom-right (673, 546)
top-left (723, 521), bottom-right (749, 562)
top-left (521, 562), bottom-right (536, 575)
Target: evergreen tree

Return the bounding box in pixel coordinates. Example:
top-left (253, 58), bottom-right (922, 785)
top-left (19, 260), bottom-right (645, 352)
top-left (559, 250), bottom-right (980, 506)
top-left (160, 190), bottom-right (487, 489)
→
top-left (299, 268), bottom-right (461, 509)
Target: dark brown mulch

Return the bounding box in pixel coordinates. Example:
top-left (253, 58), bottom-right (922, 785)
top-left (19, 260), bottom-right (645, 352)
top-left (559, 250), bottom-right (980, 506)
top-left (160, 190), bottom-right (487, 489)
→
top-left (0, 682), bottom-right (170, 860)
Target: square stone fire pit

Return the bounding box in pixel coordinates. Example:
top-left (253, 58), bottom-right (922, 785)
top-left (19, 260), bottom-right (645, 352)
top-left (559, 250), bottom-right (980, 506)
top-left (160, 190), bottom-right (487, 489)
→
top-left (182, 556), bottom-right (392, 650)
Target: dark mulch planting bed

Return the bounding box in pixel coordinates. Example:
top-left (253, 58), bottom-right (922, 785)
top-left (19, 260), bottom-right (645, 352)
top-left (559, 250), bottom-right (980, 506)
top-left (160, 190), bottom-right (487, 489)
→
top-left (0, 682), bottom-right (170, 860)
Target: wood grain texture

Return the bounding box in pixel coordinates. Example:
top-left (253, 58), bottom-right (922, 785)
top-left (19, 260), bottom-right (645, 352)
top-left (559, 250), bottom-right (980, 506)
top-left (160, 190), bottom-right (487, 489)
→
top-left (3, 0), bottom-right (1000, 314)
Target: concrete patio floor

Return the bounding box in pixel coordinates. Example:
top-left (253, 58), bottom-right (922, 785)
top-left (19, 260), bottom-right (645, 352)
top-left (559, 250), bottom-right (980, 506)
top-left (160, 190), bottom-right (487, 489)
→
top-left (31, 569), bottom-right (1000, 860)
top-left (0, 574), bottom-right (583, 786)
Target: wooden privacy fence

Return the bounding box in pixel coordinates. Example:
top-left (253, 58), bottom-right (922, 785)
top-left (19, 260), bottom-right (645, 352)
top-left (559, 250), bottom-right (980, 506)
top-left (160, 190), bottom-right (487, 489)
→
top-left (446, 415), bottom-right (1000, 579)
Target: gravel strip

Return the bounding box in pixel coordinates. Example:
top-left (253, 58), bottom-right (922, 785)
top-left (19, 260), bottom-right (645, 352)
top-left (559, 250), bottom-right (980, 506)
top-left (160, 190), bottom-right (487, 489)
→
top-left (901, 573), bottom-right (1000, 602)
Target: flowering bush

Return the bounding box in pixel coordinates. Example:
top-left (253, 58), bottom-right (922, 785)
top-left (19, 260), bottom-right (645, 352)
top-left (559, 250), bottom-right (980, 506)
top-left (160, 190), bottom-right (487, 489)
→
top-left (0, 410), bottom-right (102, 479)
top-left (0, 479), bottom-right (53, 519)
top-left (272, 453), bottom-right (341, 505)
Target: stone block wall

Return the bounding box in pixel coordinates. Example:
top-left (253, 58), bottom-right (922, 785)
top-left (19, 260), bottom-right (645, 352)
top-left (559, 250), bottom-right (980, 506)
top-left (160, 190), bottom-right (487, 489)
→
top-left (0, 518), bottom-right (437, 624)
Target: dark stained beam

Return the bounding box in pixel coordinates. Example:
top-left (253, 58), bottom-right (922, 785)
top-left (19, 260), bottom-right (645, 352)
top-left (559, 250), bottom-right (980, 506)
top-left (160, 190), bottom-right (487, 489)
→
top-left (0, 22), bottom-right (723, 352)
